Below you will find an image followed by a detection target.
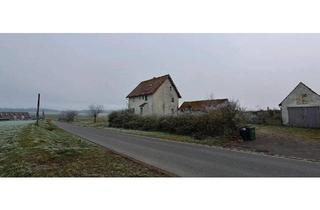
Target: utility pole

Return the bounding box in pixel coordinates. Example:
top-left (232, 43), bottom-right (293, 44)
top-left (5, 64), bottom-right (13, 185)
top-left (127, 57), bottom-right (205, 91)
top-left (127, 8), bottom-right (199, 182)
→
top-left (36, 93), bottom-right (40, 126)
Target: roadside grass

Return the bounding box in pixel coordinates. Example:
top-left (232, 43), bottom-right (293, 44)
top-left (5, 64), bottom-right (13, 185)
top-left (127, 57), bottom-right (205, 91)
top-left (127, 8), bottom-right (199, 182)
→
top-left (0, 120), bottom-right (166, 177)
top-left (254, 124), bottom-right (320, 140)
top-left (104, 127), bottom-right (233, 147)
top-left (73, 116), bottom-right (108, 128)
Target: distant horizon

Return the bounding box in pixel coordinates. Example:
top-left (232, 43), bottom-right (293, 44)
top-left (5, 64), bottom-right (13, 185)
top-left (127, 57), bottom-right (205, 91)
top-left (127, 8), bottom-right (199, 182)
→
top-left (0, 107), bottom-right (114, 112)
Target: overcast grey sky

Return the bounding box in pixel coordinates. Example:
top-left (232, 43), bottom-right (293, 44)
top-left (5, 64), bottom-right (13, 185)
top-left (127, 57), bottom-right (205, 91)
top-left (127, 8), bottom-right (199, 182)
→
top-left (1, 34), bottom-right (319, 110)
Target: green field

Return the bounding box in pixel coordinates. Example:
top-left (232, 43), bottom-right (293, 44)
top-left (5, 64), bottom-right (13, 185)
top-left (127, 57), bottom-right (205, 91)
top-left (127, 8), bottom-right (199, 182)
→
top-left (0, 120), bottom-right (166, 177)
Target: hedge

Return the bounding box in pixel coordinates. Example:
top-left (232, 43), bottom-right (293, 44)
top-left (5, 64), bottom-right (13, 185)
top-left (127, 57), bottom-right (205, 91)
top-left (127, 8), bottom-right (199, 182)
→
top-left (108, 103), bottom-right (244, 139)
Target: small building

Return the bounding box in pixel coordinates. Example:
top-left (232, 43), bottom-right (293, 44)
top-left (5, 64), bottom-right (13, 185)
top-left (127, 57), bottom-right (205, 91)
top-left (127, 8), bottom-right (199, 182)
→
top-left (0, 112), bottom-right (31, 121)
top-left (126, 74), bottom-right (182, 116)
top-left (179, 99), bottom-right (229, 114)
top-left (279, 82), bottom-right (320, 128)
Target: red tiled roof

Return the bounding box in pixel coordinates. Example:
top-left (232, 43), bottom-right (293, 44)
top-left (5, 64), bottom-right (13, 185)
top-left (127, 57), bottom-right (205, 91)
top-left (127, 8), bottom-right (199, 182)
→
top-left (127, 74), bottom-right (182, 98)
top-left (179, 99), bottom-right (229, 111)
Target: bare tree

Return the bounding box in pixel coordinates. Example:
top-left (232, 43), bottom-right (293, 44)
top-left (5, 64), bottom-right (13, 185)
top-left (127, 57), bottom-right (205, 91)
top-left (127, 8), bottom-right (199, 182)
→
top-left (89, 105), bottom-right (104, 123)
top-left (58, 111), bottom-right (78, 122)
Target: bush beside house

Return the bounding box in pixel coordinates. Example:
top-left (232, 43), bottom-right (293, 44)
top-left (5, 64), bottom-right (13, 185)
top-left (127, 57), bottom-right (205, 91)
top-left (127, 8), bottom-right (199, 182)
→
top-left (109, 102), bottom-right (245, 139)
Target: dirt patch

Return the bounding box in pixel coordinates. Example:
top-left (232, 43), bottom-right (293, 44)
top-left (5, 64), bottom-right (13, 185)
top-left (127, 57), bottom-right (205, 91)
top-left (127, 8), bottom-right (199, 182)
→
top-left (226, 126), bottom-right (320, 162)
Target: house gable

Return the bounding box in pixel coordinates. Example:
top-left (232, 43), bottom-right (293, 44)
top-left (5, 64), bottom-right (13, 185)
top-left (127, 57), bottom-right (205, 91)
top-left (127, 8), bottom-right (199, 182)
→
top-left (279, 82), bottom-right (320, 107)
top-left (151, 78), bottom-right (180, 115)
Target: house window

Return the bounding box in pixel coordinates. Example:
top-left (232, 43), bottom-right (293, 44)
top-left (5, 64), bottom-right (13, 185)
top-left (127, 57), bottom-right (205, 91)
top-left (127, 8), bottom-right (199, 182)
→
top-left (171, 97), bottom-right (174, 102)
top-left (170, 86), bottom-right (172, 91)
top-left (140, 107), bottom-right (143, 115)
top-left (145, 95), bottom-right (148, 101)
top-left (171, 108), bottom-right (174, 115)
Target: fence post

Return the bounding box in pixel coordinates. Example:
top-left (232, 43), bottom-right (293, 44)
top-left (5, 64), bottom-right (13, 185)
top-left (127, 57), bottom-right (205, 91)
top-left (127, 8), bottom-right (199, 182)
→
top-left (36, 93), bottom-right (40, 126)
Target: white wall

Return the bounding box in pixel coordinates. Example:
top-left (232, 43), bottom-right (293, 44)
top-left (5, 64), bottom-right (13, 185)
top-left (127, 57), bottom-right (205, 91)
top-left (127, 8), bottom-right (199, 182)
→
top-left (128, 95), bottom-right (153, 116)
top-left (152, 79), bottom-right (180, 116)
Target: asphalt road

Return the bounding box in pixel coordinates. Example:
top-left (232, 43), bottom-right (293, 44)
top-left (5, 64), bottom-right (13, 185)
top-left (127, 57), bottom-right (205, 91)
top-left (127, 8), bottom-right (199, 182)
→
top-left (55, 122), bottom-right (320, 177)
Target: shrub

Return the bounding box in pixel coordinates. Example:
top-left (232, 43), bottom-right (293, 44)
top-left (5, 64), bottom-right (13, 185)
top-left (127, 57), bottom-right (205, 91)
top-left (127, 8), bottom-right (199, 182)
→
top-left (46, 123), bottom-right (56, 131)
top-left (140, 116), bottom-right (159, 131)
top-left (159, 116), bottom-right (177, 133)
top-left (109, 109), bottom-right (137, 128)
top-left (108, 102), bottom-right (244, 139)
top-left (173, 114), bottom-right (197, 135)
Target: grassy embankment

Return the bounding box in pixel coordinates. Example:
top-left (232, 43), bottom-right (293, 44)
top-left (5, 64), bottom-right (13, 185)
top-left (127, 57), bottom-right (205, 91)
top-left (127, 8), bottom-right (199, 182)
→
top-left (0, 120), bottom-right (166, 177)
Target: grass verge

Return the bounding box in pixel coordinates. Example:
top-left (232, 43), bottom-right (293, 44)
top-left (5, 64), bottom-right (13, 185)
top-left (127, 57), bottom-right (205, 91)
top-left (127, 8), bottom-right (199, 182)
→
top-left (0, 120), bottom-right (167, 177)
top-left (104, 127), bottom-right (234, 147)
top-left (73, 117), bottom-right (108, 128)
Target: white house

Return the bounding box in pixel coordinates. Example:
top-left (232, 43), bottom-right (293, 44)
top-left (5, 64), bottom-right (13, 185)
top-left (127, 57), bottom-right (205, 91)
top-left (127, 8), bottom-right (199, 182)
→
top-left (279, 82), bottom-right (320, 128)
top-left (126, 74), bottom-right (182, 116)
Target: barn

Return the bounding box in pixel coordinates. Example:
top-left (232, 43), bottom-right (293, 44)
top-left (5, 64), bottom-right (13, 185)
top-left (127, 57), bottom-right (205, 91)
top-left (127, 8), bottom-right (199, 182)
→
top-left (279, 82), bottom-right (320, 128)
